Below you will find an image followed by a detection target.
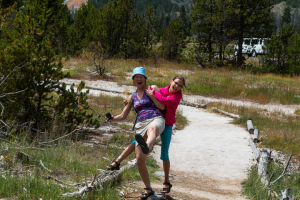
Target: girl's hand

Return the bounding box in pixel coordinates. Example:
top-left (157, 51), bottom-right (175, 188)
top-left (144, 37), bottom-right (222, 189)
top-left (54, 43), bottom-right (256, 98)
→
top-left (145, 85), bottom-right (154, 97)
top-left (105, 115), bottom-right (114, 122)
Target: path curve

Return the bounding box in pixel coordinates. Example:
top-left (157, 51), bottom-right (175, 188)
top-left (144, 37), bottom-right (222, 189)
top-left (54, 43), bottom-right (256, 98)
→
top-left (152, 105), bottom-right (254, 199)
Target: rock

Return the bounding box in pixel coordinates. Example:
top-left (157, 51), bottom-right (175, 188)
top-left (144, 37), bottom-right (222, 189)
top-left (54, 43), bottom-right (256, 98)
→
top-left (154, 171), bottom-right (173, 178)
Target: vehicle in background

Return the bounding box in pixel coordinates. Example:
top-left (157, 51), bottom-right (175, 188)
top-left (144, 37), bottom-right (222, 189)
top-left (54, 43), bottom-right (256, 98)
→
top-left (251, 38), bottom-right (268, 57)
top-left (234, 38), bottom-right (252, 57)
top-left (234, 38), bottom-right (268, 57)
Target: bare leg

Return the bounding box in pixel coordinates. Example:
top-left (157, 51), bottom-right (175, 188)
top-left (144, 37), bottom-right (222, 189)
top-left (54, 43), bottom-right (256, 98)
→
top-left (163, 160), bottom-right (170, 184)
top-left (117, 143), bottom-right (135, 163)
top-left (145, 124), bottom-right (159, 148)
top-left (136, 146), bottom-right (152, 197)
top-left (136, 125), bottom-right (160, 197)
top-left (107, 143), bottom-right (135, 169)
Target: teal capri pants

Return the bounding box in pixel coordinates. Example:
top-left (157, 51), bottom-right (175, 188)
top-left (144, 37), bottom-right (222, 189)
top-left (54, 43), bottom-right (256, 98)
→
top-left (131, 125), bottom-right (172, 161)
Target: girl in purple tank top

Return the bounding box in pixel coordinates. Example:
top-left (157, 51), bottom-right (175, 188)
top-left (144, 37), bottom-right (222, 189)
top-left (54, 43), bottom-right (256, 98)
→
top-left (105, 67), bottom-right (165, 199)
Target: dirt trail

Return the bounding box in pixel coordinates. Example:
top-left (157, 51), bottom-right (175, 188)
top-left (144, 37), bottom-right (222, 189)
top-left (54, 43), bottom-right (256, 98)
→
top-left (151, 105), bottom-right (254, 200)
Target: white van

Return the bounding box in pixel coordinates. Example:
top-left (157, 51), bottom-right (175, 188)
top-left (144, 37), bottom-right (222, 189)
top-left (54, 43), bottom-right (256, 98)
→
top-left (250, 38), bottom-right (268, 57)
top-left (234, 38), bottom-right (253, 57)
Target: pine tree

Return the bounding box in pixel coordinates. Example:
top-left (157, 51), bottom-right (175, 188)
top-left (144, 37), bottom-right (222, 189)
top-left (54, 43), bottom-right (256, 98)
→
top-left (160, 18), bottom-right (186, 61)
top-left (0, 0), bottom-right (93, 133)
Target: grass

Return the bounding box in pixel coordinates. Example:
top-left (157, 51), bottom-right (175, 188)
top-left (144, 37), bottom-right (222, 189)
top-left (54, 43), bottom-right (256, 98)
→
top-left (242, 164), bottom-right (300, 199)
top-left (0, 92), bottom-right (189, 199)
top-left (175, 108), bottom-right (189, 130)
top-left (1, 93), bottom-right (179, 199)
top-left (208, 102), bottom-right (300, 159)
top-left (63, 57), bottom-right (300, 105)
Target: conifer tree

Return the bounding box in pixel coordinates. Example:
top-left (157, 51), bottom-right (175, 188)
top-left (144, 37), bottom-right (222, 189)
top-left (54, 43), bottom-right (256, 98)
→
top-left (161, 18), bottom-right (186, 61)
top-left (0, 0), bottom-right (93, 133)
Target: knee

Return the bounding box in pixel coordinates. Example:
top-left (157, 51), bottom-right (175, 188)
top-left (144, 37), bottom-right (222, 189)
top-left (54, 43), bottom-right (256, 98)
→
top-left (148, 125), bottom-right (158, 134)
top-left (136, 155), bottom-right (146, 165)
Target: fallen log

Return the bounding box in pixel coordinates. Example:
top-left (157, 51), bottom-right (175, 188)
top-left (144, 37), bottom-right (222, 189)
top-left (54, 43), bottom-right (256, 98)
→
top-left (253, 129), bottom-right (259, 143)
top-left (247, 119), bottom-right (254, 134)
top-left (179, 101), bottom-right (207, 109)
top-left (212, 107), bottom-right (240, 119)
top-left (257, 149), bottom-right (271, 186)
top-left (248, 139), bottom-right (260, 161)
top-left (61, 158), bottom-right (137, 197)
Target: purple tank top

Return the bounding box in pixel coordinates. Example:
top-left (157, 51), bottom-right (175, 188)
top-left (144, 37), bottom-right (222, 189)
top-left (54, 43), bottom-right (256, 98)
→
top-left (133, 91), bottom-right (163, 122)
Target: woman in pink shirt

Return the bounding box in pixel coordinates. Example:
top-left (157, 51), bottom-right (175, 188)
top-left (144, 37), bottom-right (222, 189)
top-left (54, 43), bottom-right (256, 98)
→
top-left (107, 76), bottom-right (185, 196)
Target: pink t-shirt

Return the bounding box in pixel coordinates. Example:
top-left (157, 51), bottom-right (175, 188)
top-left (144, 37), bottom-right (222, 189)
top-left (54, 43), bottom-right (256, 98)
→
top-left (153, 86), bottom-right (182, 126)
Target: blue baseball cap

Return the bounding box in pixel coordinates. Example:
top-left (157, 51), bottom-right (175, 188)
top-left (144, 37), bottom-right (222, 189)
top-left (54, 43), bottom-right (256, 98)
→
top-left (132, 67), bottom-right (147, 79)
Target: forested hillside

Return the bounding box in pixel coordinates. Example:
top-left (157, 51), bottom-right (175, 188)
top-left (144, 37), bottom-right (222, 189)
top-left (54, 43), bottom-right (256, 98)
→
top-left (88, 0), bottom-right (192, 13)
top-left (274, 0), bottom-right (300, 8)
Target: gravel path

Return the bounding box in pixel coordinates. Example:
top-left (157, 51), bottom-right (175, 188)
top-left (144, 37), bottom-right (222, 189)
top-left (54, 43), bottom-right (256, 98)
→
top-left (152, 105), bottom-right (254, 199)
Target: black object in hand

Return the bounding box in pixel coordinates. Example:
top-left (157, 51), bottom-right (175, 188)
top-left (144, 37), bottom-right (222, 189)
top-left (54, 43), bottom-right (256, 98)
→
top-left (105, 112), bottom-right (113, 120)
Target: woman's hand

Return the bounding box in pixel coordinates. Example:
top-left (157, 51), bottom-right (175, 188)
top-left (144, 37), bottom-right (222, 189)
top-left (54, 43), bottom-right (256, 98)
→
top-left (145, 85), bottom-right (154, 97)
top-left (105, 115), bottom-right (114, 122)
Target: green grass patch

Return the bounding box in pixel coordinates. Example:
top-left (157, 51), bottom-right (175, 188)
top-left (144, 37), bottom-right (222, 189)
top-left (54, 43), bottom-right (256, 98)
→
top-left (175, 108), bottom-right (189, 130)
top-left (242, 164), bottom-right (300, 199)
top-left (63, 57), bottom-right (300, 105)
top-left (0, 94), bottom-right (162, 199)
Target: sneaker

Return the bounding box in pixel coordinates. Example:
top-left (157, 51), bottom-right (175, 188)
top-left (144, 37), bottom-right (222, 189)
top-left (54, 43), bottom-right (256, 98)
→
top-left (135, 134), bottom-right (149, 154)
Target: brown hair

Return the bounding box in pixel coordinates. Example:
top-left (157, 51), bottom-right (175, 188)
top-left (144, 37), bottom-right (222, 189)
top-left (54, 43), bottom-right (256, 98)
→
top-left (173, 76), bottom-right (186, 88)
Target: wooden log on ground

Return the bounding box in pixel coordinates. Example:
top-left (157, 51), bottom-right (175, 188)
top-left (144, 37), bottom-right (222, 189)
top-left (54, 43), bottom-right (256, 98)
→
top-left (212, 107), bottom-right (240, 119)
top-left (257, 149), bottom-right (271, 186)
top-left (247, 118), bottom-right (254, 134)
top-left (180, 101), bottom-right (207, 109)
top-left (248, 139), bottom-right (260, 161)
top-left (61, 158), bottom-right (137, 197)
top-left (253, 129), bottom-right (259, 143)
top-left (59, 81), bottom-right (132, 95)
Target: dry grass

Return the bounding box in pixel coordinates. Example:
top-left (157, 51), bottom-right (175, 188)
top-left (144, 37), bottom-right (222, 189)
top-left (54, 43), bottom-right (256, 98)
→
top-left (207, 102), bottom-right (300, 160)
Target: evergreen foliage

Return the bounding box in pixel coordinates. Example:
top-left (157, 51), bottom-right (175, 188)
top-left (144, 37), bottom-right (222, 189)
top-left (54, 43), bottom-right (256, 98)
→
top-left (160, 17), bottom-right (186, 61)
top-left (0, 0), bottom-right (95, 133)
top-left (264, 24), bottom-right (300, 76)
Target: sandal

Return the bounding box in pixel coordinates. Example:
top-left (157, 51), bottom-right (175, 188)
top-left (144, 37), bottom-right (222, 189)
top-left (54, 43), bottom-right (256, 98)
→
top-left (106, 161), bottom-right (120, 170)
top-left (135, 134), bottom-right (149, 154)
top-left (161, 182), bottom-right (172, 193)
top-left (140, 187), bottom-right (154, 199)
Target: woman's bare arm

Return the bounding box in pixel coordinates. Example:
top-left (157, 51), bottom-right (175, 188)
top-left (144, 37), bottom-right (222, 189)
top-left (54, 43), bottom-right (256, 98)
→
top-left (107, 96), bottom-right (132, 122)
top-left (145, 86), bottom-right (165, 110)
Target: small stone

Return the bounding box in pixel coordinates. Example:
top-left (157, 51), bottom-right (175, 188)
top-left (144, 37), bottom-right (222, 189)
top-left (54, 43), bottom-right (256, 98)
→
top-left (119, 191), bottom-right (125, 196)
top-left (154, 171), bottom-right (173, 178)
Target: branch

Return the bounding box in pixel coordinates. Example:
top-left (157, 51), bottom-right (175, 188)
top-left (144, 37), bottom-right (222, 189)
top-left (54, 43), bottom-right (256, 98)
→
top-left (269, 154), bottom-right (292, 186)
top-left (39, 129), bottom-right (81, 145)
top-left (0, 62), bottom-right (29, 87)
top-left (0, 88), bottom-right (28, 98)
top-left (40, 160), bottom-right (52, 173)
